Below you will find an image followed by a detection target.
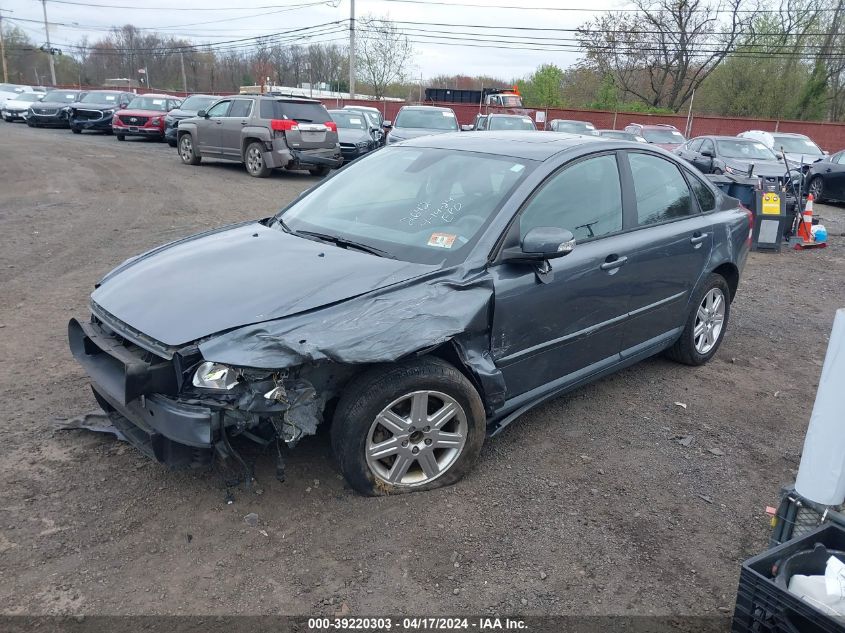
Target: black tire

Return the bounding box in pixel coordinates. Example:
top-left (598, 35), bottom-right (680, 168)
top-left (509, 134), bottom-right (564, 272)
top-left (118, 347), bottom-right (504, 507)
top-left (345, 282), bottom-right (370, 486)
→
top-left (3, 115), bottom-right (12, 123)
top-left (309, 165), bottom-right (331, 177)
top-left (116, 134), bottom-right (125, 141)
top-left (331, 357), bottom-right (486, 496)
top-left (26, 121), bottom-right (34, 127)
top-left (712, 168), bottom-right (723, 175)
top-left (104, 129), bottom-right (113, 135)
top-left (666, 273), bottom-right (731, 366)
top-left (71, 127), bottom-right (81, 134)
top-left (244, 141), bottom-right (271, 178)
top-left (178, 134), bottom-right (201, 166)
top-left (809, 176), bottom-right (825, 202)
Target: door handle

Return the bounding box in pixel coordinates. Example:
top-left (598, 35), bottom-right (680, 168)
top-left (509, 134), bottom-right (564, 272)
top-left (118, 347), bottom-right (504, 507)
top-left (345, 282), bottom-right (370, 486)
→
top-left (241, 120), bottom-right (248, 125)
top-left (600, 255), bottom-right (628, 271)
top-left (690, 232), bottom-right (709, 244)
top-left (826, 168), bottom-right (832, 173)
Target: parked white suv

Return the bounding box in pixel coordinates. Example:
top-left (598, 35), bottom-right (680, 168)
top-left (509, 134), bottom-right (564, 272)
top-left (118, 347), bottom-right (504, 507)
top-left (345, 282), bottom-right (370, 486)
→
top-left (737, 130), bottom-right (825, 166)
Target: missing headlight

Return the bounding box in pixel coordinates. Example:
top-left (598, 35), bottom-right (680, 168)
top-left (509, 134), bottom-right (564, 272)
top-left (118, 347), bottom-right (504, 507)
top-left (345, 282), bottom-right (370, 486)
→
top-left (192, 361), bottom-right (239, 390)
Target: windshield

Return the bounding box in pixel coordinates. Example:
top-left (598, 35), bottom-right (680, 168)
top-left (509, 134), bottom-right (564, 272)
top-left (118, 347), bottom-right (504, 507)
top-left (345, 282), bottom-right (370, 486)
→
top-left (716, 139), bottom-right (778, 160)
top-left (488, 116), bottom-right (535, 131)
top-left (394, 109), bottom-right (459, 131)
top-left (0, 84), bottom-right (26, 93)
top-left (42, 90), bottom-right (78, 102)
top-left (128, 96), bottom-right (171, 111)
top-left (180, 95), bottom-right (216, 111)
top-left (772, 135), bottom-right (823, 155)
top-left (81, 92), bottom-right (121, 104)
top-left (278, 147), bottom-right (533, 265)
top-left (554, 121), bottom-right (595, 134)
top-left (13, 93), bottom-right (41, 102)
top-left (500, 96), bottom-right (521, 106)
top-left (642, 129), bottom-right (685, 143)
top-left (330, 111), bottom-right (368, 129)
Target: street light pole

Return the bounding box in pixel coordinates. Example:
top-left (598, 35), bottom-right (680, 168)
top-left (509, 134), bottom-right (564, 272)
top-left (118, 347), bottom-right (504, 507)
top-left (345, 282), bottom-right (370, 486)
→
top-left (40, 0), bottom-right (56, 85)
top-left (0, 8), bottom-right (9, 83)
top-left (349, 0), bottom-right (355, 98)
top-left (179, 51), bottom-right (188, 94)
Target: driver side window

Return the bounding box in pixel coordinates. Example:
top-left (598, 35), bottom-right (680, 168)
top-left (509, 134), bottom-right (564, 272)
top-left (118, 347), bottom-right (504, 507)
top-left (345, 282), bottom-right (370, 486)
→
top-left (519, 154), bottom-right (623, 242)
top-left (206, 100), bottom-right (231, 117)
top-left (700, 139), bottom-right (715, 154)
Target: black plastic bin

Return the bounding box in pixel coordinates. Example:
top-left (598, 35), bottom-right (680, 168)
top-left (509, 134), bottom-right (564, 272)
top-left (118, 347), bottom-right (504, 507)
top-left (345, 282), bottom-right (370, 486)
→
top-left (733, 523), bottom-right (845, 633)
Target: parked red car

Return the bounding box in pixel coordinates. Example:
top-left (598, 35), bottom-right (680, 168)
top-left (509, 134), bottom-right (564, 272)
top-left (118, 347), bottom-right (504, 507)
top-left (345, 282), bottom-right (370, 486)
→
top-left (112, 94), bottom-right (182, 141)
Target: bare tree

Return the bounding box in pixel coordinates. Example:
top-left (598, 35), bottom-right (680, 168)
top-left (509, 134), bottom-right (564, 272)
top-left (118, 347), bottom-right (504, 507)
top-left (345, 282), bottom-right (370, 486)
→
top-left (356, 16), bottom-right (414, 98)
top-left (577, 0), bottom-right (758, 111)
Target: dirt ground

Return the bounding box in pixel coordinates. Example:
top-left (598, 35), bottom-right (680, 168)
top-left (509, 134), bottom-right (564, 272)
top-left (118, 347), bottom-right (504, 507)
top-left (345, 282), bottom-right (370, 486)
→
top-left (1, 121), bottom-right (844, 619)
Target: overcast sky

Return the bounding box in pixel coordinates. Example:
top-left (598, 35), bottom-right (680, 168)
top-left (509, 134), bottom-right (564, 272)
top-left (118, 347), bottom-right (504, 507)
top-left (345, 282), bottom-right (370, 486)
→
top-left (4, 0), bottom-right (631, 81)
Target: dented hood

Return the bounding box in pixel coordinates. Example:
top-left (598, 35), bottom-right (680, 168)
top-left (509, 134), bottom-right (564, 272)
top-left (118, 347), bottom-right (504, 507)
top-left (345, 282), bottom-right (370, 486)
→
top-left (92, 223), bottom-right (435, 347)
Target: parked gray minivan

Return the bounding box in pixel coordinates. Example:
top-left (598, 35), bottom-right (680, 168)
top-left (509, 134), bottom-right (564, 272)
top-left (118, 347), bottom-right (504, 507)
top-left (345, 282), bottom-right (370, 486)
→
top-left (176, 94), bottom-right (342, 177)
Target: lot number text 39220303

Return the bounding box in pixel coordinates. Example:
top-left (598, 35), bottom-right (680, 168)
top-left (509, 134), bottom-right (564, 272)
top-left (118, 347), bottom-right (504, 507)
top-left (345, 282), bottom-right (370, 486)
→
top-left (307, 617), bottom-right (529, 630)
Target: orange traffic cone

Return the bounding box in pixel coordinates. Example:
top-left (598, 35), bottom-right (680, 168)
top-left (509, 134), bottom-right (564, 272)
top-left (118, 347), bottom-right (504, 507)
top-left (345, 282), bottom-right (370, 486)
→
top-left (797, 194), bottom-right (815, 242)
top-left (794, 193), bottom-right (827, 250)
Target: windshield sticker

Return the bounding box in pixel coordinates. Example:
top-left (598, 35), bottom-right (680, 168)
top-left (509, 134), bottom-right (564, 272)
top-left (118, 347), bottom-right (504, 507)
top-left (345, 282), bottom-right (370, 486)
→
top-left (350, 117), bottom-right (362, 124)
top-left (510, 164), bottom-right (525, 172)
top-left (104, 96), bottom-right (116, 101)
top-left (442, 112), bottom-right (455, 117)
top-left (428, 232), bottom-right (457, 248)
top-left (152, 99), bottom-right (164, 105)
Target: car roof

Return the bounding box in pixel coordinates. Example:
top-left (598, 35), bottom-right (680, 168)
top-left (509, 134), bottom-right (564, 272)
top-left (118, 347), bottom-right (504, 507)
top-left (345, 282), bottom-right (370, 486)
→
top-left (133, 93), bottom-right (176, 98)
top-left (634, 123), bottom-right (680, 129)
top-left (401, 130), bottom-right (614, 160)
top-left (489, 113), bottom-right (530, 118)
top-left (696, 135), bottom-right (758, 141)
top-left (552, 119), bottom-right (591, 124)
top-left (400, 105), bottom-right (453, 111)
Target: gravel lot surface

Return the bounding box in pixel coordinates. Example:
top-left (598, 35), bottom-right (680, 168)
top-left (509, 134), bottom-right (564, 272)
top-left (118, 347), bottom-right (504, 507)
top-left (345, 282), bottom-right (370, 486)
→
top-left (1, 122), bottom-right (844, 618)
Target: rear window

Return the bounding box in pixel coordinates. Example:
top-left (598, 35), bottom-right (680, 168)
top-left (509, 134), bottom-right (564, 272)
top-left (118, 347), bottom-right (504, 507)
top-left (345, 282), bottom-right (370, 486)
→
top-left (260, 100), bottom-right (329, 123)
top-left (394, 109), bottom-right (459, 131)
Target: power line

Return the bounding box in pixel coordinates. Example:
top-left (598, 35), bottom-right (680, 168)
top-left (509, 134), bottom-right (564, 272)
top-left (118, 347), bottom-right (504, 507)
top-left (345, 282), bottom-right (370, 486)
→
top-left (380, 0), bottom-right (837, 14)
top-left (43, 0), bottom-right (333, 11)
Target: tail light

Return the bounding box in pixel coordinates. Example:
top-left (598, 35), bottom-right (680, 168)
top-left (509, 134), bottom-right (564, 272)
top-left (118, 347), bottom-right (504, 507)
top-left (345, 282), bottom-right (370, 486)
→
top-left (740, 201), bottom-right (753, 244)
top-left (324, 121), bottom-right (337, 132)
top-left (271, 119), bottom-right (298, 138)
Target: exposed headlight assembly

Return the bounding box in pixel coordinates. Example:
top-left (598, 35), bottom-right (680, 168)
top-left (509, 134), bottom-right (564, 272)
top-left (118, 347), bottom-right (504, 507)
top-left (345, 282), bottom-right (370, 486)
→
top-left (192, 361), bottom-right (239, 390)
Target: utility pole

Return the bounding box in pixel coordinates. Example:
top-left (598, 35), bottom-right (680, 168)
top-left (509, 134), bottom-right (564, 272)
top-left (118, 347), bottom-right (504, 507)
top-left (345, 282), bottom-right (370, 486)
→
top-left (179, 51), bottom-right (188, 94)
top-left (348, 0), bottom-right (355, 98)
top-left (0, 8), bottom-right (9, 83)
top-left (40, 0), bottom-right (56, 85)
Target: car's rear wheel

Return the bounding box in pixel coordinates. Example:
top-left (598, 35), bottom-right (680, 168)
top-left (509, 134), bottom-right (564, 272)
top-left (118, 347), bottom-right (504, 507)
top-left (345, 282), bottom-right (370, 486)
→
top-left (331, 358), bottom-right (486, 496)
top-left (809, 176), bottom-right (825, 202)
top-left (178, 134), bottom-right (201, 165)
top-left (309, 165), bottom-right (331, 177)
top-left (71, 127), bottom-right (81, 134)
top-left (666, 273), bottom-right (731, 366)
top-left (116, 134), bottom-right (125, 141)
top-left (244, 142), bottom-right (271, 178)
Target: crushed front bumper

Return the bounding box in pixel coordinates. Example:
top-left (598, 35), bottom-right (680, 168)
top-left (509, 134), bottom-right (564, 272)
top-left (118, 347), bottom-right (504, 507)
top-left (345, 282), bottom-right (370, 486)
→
top-left (68, 318), bottom-right (216, 468)
top-left (70, 115), bottom-right (114, 131)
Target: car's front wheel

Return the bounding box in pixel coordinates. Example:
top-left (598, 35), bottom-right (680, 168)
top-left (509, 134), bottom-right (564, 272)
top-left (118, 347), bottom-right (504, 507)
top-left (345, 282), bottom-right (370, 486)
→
top-left (809, 176), bottom-right (825, 202)
top-left (331, 358), bottom-right (486, 496)
top-left (244, 142), bottom-right (271, 178)
top-left (71, 127), bottom-right (81, 134)
top-left (309, 165), bottom-right (331, 177)
top-left (667, 273), bottom-right (731, 366)
top-left (178, 134), bottom-right (201, 165)
top-left (116, 134), bottom-right (125, 141)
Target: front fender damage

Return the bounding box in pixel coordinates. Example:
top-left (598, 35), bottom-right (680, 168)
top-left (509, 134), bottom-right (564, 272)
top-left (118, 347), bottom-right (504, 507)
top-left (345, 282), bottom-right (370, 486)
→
top-left (200, 275), bottom-right (504, 447)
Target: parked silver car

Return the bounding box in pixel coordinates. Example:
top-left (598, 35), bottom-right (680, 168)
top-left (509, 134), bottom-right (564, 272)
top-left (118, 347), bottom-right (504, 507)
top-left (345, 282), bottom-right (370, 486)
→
top-left (176, 94), bottom-right (342, 177)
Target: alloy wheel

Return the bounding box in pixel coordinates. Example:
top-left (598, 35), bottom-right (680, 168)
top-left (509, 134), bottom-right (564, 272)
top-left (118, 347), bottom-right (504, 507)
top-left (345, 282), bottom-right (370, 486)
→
top-left (365, 390), bottom-right (468, 487)
top-left (246, 147), bottom-right (263, 175)
top-left (694, 288), bottom-right (725, 355)
top-left (810, 177), bottom-right (823, 200)
top-left (179, 137), bottom-right (193, 162)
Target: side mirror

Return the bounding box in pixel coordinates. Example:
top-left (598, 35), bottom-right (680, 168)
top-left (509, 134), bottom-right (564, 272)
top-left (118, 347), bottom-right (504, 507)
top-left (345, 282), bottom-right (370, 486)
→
top-left (461, 124), bottom-right (474, 131)
top-left (119, 103), bottom-right (128, 109)
top-left (701, 150), bottom-right (714, 158)
top-left (382, 120), bottom-right (392, 128)
top-left (197, 109), bottom-right (207, 118)
top-left (501, 227), bottom-right (576, 262)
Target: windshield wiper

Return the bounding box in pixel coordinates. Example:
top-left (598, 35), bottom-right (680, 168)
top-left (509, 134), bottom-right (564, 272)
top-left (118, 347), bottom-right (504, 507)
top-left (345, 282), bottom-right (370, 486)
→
top-left (295, 230), bottom-right (395, 259)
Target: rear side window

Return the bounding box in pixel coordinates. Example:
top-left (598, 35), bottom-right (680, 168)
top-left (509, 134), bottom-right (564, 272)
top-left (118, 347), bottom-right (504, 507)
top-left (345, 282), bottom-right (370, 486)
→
top-left (229, 99), bottom-right (252, 118)
top-left (520, 154), bottom-right (623, 241)
top-left (629, 153), bottom-right (694, 225)
top-left (688, 138), bottom-right (703, 152)
top-left (260, 100), bottom-right (329, 122)
top-left (206, 100), bottom-right (231, 117)
top-left (687, 173), bottom-right (717, 212)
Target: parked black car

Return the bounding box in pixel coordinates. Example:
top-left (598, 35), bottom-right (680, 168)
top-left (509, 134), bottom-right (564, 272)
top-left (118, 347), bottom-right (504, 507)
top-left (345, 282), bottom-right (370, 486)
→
top-left (384, 105), bottom-right (459, 145)
top-left (328, 109), bottom-right (380, 162)
top-left (471, 113), bottom-right (536, 131)
top-left (549, 119), bottom-right (599, 135)
top-left (804, 150), bottom-right (845, 202)
top-left (164, 94), bottom-right (219, 147)
top-left (25, 89), bottom-right (84, 128)
top-left (674, 136), bottom-right (789, 178)
top-left (69, 90), bottom-right (135, 134)
top-left (69, 132), bottom-right (750, 496)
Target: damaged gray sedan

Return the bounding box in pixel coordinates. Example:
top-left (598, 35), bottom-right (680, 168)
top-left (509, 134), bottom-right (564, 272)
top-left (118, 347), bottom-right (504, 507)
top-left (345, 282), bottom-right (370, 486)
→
top-left (69, 132), bottom-right (750, 495)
